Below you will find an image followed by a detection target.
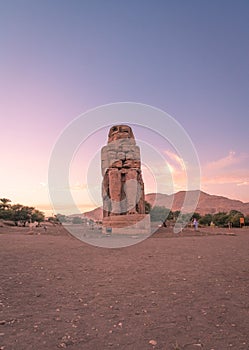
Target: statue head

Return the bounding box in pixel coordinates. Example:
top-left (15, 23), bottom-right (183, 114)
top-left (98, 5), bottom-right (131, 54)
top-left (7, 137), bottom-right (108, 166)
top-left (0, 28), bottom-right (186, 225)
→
top-left (108, 125), bottom-right (135, 143)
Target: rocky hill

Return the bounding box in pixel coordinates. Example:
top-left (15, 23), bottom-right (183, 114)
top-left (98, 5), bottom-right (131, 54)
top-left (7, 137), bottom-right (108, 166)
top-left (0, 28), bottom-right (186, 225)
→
top-left (145, 191), bottom-right (249, 216)
top-left (84, 191), bottom-right (249, 220)
top-left (83, 207), bottom-right (103, 221)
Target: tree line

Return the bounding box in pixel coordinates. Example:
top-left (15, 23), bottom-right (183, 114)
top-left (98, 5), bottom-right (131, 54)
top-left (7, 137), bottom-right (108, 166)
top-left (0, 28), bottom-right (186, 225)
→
top-left (2, 197), bottom-right (248, 228)
top-left (0, 198), bottom-right (45, 227)
top-left (149, 205), bottom-right (249, 227)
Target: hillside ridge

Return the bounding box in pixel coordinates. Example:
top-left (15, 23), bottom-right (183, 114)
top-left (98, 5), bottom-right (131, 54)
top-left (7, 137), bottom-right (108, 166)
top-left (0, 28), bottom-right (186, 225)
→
top-left (83, 190), bottom-right (249, 220)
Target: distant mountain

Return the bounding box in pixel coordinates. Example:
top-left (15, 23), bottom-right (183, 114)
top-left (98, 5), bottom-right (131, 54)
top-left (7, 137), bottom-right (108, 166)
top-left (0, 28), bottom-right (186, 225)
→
top-left (84, 207), bottom-right (103, 221)
top-left (83, 191), bottom-right (249, 220)
top-left (145, 191), bottom-right (249, 216)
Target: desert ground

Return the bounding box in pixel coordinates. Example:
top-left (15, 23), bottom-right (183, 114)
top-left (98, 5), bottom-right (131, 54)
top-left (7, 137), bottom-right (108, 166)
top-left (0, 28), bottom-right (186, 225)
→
top-left (0, 225), bottom-right (249, 350)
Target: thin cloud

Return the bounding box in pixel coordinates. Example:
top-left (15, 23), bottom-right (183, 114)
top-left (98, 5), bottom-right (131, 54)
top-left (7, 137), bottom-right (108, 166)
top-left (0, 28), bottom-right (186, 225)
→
top-left (146, 150), bottom-right (188, 192)
top-left (205, 151), bottom-right (247, 171)
top-left (237, 181), bottom-right (249, 186)
top-left (202, 151), bottom-right (249, 186)
top-left (164, 150), bottom-right (185, 171)
top-left (202, 174), bottom-right (248, 185)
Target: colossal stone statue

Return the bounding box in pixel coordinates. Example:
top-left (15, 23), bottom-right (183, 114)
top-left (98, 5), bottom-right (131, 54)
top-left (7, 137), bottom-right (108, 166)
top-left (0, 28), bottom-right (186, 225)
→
top-left (101, 125), bottom-right (145, 218)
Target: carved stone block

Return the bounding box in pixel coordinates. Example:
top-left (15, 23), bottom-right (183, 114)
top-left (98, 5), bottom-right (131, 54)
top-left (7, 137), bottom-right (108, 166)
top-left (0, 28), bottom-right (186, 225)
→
top-left (101, 125), bottom-right (148, 228)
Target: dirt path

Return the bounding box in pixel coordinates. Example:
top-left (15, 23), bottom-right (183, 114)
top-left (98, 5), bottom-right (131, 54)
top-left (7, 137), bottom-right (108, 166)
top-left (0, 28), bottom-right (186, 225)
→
top-left (0, 226), bottom-right (249, 349)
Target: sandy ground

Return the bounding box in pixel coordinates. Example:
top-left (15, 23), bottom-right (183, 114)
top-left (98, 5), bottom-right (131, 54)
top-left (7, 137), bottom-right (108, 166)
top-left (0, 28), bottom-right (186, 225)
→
top-left (0, 225), bottom-right (249, 350)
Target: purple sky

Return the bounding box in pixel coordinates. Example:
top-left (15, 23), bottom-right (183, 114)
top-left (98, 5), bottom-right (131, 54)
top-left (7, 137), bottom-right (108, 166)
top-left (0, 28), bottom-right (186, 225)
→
top-left (1, 1), bottom-right (249, 214)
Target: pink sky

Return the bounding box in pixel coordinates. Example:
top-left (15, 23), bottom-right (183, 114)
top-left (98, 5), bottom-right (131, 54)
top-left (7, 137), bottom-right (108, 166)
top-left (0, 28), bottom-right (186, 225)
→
top-left (1, 1), bottom-right (249, 215)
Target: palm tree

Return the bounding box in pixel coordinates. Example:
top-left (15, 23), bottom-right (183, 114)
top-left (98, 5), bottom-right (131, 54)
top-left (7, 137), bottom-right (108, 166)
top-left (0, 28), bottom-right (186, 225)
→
top-left (0, 198), bottom-right (11, 210)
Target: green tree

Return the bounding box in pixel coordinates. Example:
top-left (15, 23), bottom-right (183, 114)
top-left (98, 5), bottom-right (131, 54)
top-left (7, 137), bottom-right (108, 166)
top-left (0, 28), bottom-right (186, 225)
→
top-left (31, 209), bottom-right (45, 225)
top-left (0, 198), bottom-right (12, 220)
top-left (56, 214), bottom-right (67, 223)
top-left (227, 210), bottom-right (244, 227)
top-left (72, 216), bottom-right (83, 224)
top-left (177, 212), bottom-right (192, 224)
top-left (11, 205), bottom-right (34, 226)
top-left (0, 198), bottom-right (45, 226)
top-left (212, 212), bottom-right (229, 227)
top-left (199, 214), bottom-right (213, 226)
top-left (150, 206), bottom-right (170, 222)
top-left (245, 215), bottom-right (249, 226)
top-left (144, 201), bottom-right (151, 214)
top-left (172, 210), bottom-right (180, 220)
top-left (231, 213), bottom-right (244, 227)
top-left (191, 212), bottom-right (201, 221)
top-left (0, 198), bottom-right (11, 210)
top-left (48, 216), bottom-right (60, 225)
top-left (11, 204), bottom-right (23, 226)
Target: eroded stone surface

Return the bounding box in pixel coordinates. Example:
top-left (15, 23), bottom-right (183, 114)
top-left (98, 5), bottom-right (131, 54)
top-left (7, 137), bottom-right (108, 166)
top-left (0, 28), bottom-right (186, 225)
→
top-left (101, 125), bottom-right (145, 217)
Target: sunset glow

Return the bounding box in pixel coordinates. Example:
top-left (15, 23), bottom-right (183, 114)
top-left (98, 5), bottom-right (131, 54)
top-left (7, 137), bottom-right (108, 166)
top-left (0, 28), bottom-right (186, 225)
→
top-left (1, 1), bottom-right (248, 215)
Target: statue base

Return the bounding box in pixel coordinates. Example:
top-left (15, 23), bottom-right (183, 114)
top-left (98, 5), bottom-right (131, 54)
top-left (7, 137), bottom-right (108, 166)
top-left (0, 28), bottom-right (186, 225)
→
top-left (102, 214), bottom-right (151, 235)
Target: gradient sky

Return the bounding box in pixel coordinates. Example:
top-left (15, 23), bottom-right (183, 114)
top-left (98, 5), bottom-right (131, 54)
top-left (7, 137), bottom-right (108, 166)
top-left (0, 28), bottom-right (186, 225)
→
top-left (1, 0), bottom-right (249, 215)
